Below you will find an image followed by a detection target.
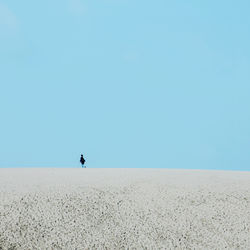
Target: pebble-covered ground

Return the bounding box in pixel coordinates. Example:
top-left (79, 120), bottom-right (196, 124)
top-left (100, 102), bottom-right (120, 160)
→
top-left (0, 169), bottom-right (250, 249)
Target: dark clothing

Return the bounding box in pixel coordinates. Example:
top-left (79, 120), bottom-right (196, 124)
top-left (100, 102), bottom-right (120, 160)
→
top-left (80, 156), bottom-right (85, 167)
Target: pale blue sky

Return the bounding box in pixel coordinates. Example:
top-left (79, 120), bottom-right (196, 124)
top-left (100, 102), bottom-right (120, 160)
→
top-left (0, 0), bottom-right (250, 169)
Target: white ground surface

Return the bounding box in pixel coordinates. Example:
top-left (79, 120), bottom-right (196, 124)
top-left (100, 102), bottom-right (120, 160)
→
top-left (0, 168), bottom-right (250, 249)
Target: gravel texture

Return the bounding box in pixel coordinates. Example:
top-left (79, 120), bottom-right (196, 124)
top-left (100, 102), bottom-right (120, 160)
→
top-left (0, 168), bottom-right (250, 249)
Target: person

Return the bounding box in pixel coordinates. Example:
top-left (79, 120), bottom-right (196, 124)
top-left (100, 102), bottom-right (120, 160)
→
top-left (80, 154), bottom-right (86, 168)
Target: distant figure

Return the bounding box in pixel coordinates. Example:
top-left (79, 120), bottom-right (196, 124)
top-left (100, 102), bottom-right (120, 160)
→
top-left (80, 154), bottom-right (86, 168)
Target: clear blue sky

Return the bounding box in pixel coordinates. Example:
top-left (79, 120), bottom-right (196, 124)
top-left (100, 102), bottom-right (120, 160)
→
top-left (0, 0), bottom-right (250, 170)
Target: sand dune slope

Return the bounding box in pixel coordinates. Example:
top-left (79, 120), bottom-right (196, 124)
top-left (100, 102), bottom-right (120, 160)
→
top-left (0, 169), bottom-right (250, 249)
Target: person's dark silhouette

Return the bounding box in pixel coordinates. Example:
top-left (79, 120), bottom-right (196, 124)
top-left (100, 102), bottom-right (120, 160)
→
top-left (80, 154), bottom-right (86, 168)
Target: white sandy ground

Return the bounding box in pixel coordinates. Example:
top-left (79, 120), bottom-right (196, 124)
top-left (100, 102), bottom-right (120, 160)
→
top-left (0, 169), bottom-right (250, 249)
